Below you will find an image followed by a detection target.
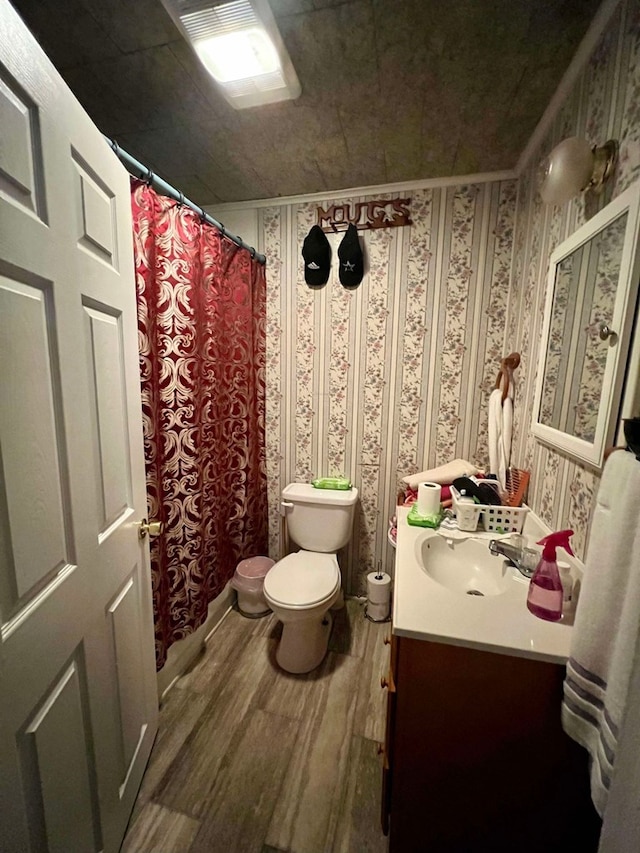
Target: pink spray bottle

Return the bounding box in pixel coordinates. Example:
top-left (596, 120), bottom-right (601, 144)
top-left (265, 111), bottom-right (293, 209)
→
top-left (526, 529), bottom-right (574, 622)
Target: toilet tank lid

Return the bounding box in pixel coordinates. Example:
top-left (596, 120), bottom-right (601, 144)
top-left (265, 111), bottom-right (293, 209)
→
top-left (283, 483), bottom-right (358, 506)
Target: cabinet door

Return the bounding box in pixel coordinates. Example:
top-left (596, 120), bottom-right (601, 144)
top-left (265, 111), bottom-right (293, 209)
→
top-left (380, 633), bottom-right (397, 834)
top-left (388, 638), bottom-right (598, 852)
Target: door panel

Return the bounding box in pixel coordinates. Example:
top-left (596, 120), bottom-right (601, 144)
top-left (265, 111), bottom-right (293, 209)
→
top-left (0, 69), bottom-right (45, 218)
top-left (0, 2), bottom-right (158, 851)
top-left (0, 275), bottom-right (71, 602)
top-left (84, 304), bottom-right (132, 534)
top-left (108, 571), bottom-right (148, 779)
top-left (20, 656), bottom-right (101, 853)
top-left (72, 151), bottom-right (118, 267)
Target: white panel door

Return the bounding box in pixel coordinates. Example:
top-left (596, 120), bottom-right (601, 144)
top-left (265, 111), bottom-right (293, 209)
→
top-left (0, 2), bottom-right (158, 851)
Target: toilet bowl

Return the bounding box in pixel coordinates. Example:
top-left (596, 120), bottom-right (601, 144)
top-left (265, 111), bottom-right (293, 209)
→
top-left (264, 483), bottom-right (358, 674)
top-left (264, 551), bottom-right (341, 673)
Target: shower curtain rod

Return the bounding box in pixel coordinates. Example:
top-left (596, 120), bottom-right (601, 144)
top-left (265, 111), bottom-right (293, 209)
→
top-left (105, 136), bottom-right (266, 265)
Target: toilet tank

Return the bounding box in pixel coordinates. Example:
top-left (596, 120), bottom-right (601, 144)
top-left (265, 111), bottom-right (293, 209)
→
top-left (282, 483), bottom-right (358, 553)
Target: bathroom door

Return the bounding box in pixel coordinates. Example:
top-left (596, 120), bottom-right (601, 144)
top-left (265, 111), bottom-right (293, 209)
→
top-left (0, 2), bottom-right (158, 851)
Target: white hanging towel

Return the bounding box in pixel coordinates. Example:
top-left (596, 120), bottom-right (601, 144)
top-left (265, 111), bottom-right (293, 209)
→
top-left (502, 386), bottom-right (513, 481)
top-left (488, 382), bottom-right (512, 489)
top-left (488, 388), bottom-right (502, 485)
top-left (561, 450), bottom-right (640, 816)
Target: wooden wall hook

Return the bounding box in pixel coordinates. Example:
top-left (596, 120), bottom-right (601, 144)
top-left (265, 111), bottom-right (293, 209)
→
top-left (495, 352), bottom-right (521, 401)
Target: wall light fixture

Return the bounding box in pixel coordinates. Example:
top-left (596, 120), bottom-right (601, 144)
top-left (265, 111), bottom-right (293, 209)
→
top-left (540, 137), bottom-right (618, 205)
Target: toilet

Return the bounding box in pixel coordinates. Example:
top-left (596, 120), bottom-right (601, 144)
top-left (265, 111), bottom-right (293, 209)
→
top-left (263, 483), bottom-right (358, 674)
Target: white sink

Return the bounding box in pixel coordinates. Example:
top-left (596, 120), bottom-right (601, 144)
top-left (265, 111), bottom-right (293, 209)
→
top-left (416, 535), bottom-right (512, 596)
top-left (393, 508), bottom-right (574, 664)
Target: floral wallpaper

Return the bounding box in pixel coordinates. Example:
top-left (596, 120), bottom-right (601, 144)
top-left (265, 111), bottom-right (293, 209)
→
top-left (259, 182), bottom-right (516, 595)
top-left (226, 0), bottom-right (640, 585)
top-left (508, 0), bottom-right (640, 559)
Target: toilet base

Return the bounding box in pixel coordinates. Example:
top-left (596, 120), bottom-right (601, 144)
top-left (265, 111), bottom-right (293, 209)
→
top-left (276, 612), bottom-right (333, 674)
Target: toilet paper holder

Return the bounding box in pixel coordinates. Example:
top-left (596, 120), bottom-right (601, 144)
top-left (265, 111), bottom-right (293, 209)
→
top-left (365, 605), bottom-right (391, 623)
top-left (366, 564), bottom-right (391, 622)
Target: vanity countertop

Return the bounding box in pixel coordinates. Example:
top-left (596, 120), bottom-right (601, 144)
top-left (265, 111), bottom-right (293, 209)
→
top-left (392, 506), bottom-right (574, 664)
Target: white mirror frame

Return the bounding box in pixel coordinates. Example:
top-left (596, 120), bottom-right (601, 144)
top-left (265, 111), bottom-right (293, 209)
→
top-left (532, 179), bottom-right (640, 468)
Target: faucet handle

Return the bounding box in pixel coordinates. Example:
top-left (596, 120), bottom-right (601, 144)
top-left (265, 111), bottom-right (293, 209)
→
top-left (520, 547), bottom-right (540, 577)
top-left (508, 533), bottom-right (526, 553)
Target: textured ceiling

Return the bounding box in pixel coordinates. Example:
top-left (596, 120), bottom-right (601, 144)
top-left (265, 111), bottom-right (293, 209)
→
top-left (11, 0), bottom-right (601, 204)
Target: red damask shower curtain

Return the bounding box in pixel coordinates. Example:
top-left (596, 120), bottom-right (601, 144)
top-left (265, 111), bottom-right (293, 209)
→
top-left (131, 181), bottom-right (268, 669)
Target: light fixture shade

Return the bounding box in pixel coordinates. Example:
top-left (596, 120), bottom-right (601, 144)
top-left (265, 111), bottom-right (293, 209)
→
top-left (161, 0), bottom-right (301, 109)
top-left (540, 137), bottom-right (595, 205)
top-left (195, 27), bottom-right (280, 83)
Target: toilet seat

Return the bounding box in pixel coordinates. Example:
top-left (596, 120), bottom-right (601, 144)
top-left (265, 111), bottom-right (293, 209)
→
top-left (264, 550), bottom-right (340, 609)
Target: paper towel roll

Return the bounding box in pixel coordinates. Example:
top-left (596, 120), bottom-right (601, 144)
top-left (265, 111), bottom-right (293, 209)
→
top-left (417, 481), bottom-right (442, 516)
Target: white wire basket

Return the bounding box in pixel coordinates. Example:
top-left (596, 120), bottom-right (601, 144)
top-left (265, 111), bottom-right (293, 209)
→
top-left (451, 486), bottom-right (529, 534)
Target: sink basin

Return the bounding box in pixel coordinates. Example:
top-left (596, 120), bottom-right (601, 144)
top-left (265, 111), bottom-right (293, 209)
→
top-left (416, 535), bottom-right (513, 597)
top-left (394, 506), bottom-right (572, 664)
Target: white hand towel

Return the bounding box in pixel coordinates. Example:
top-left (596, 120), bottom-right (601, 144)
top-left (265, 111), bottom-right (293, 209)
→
top-left (402, 459), bottom-right (479, 489)
top-left (501, 390), bottom-right (513, 484)
top-left (562, 450), bottom-right (640, 816)
top-left (488, 388), bottom-right (506, 489)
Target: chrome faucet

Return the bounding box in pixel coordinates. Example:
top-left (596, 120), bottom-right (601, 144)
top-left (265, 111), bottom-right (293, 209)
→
top-left (488, 539), bottom-right (535, 578)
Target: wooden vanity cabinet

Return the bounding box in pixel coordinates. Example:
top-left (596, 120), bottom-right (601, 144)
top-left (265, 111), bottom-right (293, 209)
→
top-left (381, 635), bottom-right (600, 852)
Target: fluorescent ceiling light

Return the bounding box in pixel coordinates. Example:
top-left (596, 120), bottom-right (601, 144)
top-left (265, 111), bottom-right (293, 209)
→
top-left (195, 28), bottom-right (279, 82)
top-left (161, 0), bottom-right (301, 109)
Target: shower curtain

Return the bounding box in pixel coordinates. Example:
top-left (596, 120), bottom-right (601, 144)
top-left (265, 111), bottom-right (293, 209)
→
top-left (131, 181), bottom-right (268, 668)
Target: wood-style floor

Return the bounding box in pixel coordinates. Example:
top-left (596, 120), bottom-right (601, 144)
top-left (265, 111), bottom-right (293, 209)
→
top-left (122, 599), bottom-right (391, 853)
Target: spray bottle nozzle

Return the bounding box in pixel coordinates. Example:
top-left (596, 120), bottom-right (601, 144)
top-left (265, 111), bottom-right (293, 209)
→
top-left (537, 529), bottom-right (575, 561)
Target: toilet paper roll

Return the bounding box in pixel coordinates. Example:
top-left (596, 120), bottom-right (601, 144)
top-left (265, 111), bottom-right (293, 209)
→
top-left (367, 600), bottom-right (390, 622)
top-left (417, 481), bottom-right (442, 517)
top-left (367, 571), bottom-right (392, 604)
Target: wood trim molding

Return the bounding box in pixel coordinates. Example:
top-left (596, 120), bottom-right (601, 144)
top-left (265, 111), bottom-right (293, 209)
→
top-left (205, 170), bottom-right (517, 214)
top-left (156, 584), bottom-right (234, 701)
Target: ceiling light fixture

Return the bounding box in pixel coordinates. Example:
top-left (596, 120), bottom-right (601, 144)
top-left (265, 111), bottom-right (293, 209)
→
top-left (162, 0), bottom-right (301, 109)
top-left (540, 136), bottom-right (618, 205)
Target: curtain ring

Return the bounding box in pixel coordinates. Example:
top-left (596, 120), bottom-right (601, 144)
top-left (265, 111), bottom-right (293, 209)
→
top-left (109, 137), bottom-right (119, 156)
top-left (250, 247), bottom-right (256, 259)
top-left (199, 206), bottom-right (208, 223)
top-left (145, 168), bottom-right (154, 187)
top-left (177, 191), bottom-right (185, 208)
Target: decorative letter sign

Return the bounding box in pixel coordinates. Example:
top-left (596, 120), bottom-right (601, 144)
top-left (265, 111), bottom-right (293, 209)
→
top-left (316, 199), bottom-right (412, 233)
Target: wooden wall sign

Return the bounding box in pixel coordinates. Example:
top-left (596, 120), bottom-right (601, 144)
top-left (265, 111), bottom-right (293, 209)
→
top-left (317, 198), bottom-right (412, 233)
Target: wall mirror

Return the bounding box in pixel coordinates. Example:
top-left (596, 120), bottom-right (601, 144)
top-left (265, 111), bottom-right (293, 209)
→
top-left (532, 180), bottom-right (640, 468)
